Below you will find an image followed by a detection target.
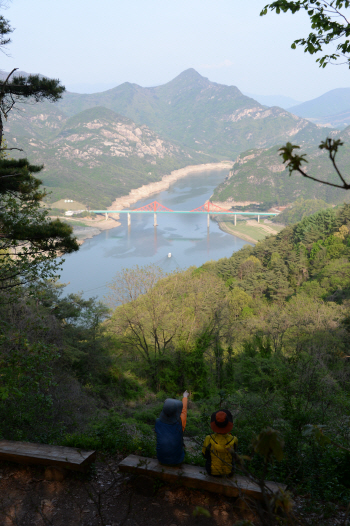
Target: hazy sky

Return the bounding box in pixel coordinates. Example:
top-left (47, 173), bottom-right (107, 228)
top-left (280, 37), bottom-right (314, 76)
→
top-left (2, 0), bottom-right (350, 101)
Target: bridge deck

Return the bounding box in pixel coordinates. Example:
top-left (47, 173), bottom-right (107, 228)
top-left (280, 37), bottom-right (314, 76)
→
top-left (92, 211), bottom-right (279, 215)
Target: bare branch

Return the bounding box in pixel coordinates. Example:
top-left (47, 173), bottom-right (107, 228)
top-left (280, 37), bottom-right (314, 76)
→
top-left (296, 165), bottom-right (350, 189)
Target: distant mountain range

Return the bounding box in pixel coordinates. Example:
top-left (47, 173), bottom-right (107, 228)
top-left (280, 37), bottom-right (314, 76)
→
top-left (50, 69), bottom-right (328, 157)
top-left (244, 88), bottom-right (350, 129)
top-left (289, 88), bottom-right (350, 129)
top-left (3, 68), bottom-right (335, 208)
top-left (243, 93), bottom-right (302, 109)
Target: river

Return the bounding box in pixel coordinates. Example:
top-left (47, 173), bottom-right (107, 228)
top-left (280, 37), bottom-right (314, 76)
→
top-left (58, 169), bottom-right (249, 300)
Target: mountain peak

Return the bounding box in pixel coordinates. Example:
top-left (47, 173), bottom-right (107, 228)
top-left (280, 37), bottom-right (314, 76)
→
top-left (175, 68), bottom-right (207, 82)
top-left (158, 68), bottom-right (210, 93)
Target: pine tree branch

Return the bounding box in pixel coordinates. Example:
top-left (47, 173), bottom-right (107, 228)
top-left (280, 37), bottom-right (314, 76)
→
top-left (1, 67), bottom-right (17, 91)
top-left (0, 172), bottom-right (24, 178)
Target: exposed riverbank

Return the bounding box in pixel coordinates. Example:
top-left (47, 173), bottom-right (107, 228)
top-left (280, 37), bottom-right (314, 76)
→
top-left (107, 161), bottom-right (232, 212)
top-left (72, 162), bottom-right (232, 244)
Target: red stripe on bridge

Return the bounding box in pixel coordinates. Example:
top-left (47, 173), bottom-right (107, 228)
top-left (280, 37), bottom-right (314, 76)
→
top-left (132, 201), bottom-right (232, 213)
top-left (132, 201), bottom-right (174, 212)
top-left (190, 201), bottom-right (232, 213)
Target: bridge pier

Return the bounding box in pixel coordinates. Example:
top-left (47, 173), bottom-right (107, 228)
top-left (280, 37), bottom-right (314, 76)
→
top-left (257, 214), bottom-right (260, 223)
top-left (207, 213), bottom-right (210, 228)
top-left (234, 214), bottom-right (237, 226)
top-left (127, 213), bottom-right (131, 226)
top-left (154, 212), bottom-right (158, 227)
top-left (105, 212), bottom-right (108, 221)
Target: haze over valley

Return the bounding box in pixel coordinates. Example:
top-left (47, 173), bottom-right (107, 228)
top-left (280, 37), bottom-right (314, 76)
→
top-left (5, 68), bottom-right (350, 212)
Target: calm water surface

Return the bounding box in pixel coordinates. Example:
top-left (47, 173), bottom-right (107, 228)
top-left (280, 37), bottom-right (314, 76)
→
top-left (59, 170), bottom-right (250, 299)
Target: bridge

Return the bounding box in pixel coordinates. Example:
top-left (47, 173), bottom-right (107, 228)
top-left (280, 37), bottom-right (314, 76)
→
top-left (92, 201), bottom-right (279, 227)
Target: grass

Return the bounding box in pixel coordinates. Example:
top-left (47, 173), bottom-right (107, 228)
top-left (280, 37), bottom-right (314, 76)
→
top-left (220, 220), bottom-right (282, 242)
top-left (265, 223), bottom-right (284, 232)
top-left (64, 220), bottom-right (91, 228)
top-left (50, 199), bottom-right (87, 211)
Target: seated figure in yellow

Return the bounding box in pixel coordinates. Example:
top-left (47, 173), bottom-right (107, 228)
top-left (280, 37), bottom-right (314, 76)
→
top-left (202, 409), bottom-right (238, 476)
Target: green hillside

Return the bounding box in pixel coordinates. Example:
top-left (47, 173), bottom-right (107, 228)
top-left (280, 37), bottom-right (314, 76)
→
top-left (56, 69), bottom-right (330, 158)
top-left (243, 93), bottom-right (302, 108)
top-left (272, 198), bottom-right (332, 225)
top-left (3, 198), bottom-right (350, 509)
top-left (3, 69), bottom-right (337, 208)
top-left (212, 128), bottom-right (350, 208)
top-left (15, 69), bottom-right (331, 159)
top-left (5, 106), bottom-right (210, 208)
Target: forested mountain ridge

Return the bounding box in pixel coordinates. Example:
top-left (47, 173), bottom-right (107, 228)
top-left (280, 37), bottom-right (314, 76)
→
top-left (243, 92), bottom-right (302, 109)
top-left (5, 105), bottom-right (210, 208)
top-left (271, 198), bottom-right (332, 225)
top-left (211, 204), bottom-right (350, 301)
top-left (3, 69), bottom-right (334, 207)
top-left (212, 127), bottom-right (350, 208)
top-left (52, 69), bottom-right (332, 158)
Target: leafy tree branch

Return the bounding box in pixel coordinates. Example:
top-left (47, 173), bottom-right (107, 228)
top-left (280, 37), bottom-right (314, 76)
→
top-left (279, 139), bottom-right (350, 189)
top-left (260, 1), bottom-right (350, 68)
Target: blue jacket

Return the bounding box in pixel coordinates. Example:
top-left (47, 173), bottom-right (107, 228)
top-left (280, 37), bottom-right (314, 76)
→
top-left (155, 418), bottom-right (184, 465)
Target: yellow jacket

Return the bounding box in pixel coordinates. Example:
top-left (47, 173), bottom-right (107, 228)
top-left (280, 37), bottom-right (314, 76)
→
top-left (202, 433), bottom-right (238, 476)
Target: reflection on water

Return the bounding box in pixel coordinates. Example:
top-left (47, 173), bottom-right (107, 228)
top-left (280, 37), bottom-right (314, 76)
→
top-left (58, 170), bottom-right (250, 299)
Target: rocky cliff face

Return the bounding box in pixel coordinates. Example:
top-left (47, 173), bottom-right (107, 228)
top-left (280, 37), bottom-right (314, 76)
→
top-left (52, 108), bottom-right (187, 168)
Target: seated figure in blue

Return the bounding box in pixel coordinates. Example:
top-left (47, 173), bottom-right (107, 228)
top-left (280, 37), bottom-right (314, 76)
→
top-left (155, 390), bottom-right (189, 466)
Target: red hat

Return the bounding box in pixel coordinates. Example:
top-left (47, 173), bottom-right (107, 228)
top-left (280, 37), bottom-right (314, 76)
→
top-left (210, 409), bottom-right (233, 434)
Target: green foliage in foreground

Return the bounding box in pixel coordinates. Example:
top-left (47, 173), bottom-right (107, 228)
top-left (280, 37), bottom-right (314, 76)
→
top-left (0, 155), bottom-right (79, 294)
top-left (272, 197), bottom-right (331, 225)
top-left (261, 1), bottom-right (350, 69)
top-left (2, 205), bottom-right (350, 504)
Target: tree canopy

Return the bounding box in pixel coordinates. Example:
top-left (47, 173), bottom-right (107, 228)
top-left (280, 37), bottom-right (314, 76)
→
top-left (0, 69), bottom-right (65, 146)
top-left (261, 1), bottom-right (350, 190)
top-left (0, 12), bottom-right (78, 293)
top-left (261, 1), bottom-right (350, 68)
top-left (0, 13), bottom-right (11, 49)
